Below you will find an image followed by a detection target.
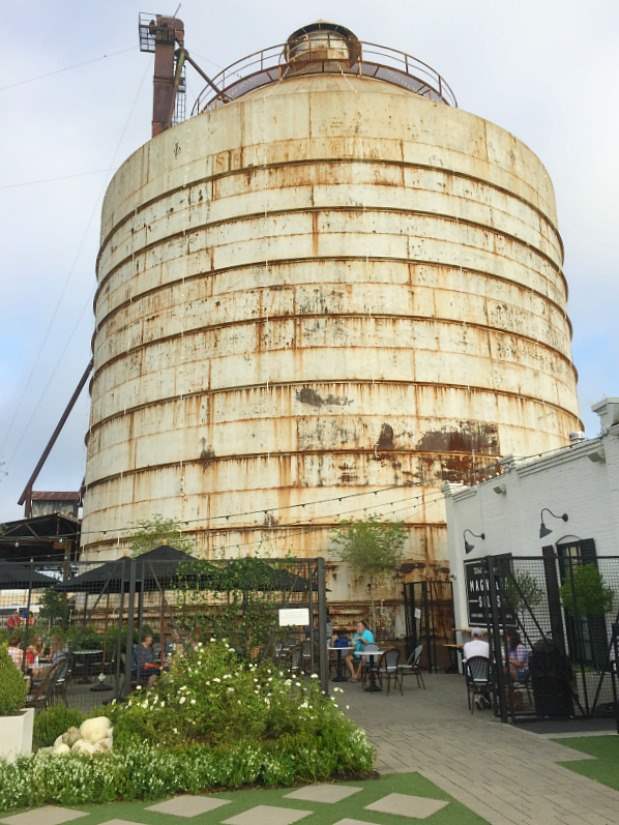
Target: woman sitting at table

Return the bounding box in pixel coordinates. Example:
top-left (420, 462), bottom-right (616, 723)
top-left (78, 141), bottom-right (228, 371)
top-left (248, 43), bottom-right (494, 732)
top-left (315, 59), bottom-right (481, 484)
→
top-left (346, 620), bottom-right (375, 681)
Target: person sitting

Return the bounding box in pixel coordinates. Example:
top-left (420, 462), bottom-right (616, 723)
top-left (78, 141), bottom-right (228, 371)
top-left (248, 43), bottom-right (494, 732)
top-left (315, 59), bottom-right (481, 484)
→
top-left (346, 620), bottom-right (375, 681)
top-left (134, 632), bottom-right (161, 685)
top-left (463, 628), bottom-right (491, 709)
top-left (7, 636), bottom-right (24, 670)
top-left (506, 630), bottom-right (529, 682)
top-left (463, 627), bottom-right (490, 662)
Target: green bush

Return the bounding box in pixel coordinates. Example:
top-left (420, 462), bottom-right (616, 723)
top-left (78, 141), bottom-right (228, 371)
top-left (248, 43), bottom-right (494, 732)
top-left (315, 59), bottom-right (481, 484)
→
top-left (0, 644), bottom-right (27, 716)
top-left (33, 706), bottom-right (84, 748)
top-left (560, 565), bottom-right (614, 617)
top-left (110, 640), bottom-right (359, 752)
top-left (0, 732), bottom-right (374, 812)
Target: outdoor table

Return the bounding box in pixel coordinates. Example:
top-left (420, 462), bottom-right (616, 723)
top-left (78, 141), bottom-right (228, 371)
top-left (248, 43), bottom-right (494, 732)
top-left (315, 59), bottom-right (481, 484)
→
top-left (359, 649), bottom-right (384, 692)
top-left (443, 643), bottom-right (463, 674)
top-left (328, 645), bottom-right (354, 682)
top-left (73, 649), bottom-right (103, 684)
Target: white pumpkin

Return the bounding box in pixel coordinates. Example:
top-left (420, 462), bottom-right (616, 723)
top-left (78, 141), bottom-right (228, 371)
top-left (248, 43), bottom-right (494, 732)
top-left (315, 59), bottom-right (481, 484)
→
top-left (72, 739), bottom-right (97, 755)
top-left (53, 734), bottom-right (64, 748)
top-left (62, 726), bottom-right (82, 746)
top-left (80, 716), bottom-right (112, 744)
top-left (52, 743), bottom-right (71, 756)
top-left (97, 737), bottom-right (113, 752)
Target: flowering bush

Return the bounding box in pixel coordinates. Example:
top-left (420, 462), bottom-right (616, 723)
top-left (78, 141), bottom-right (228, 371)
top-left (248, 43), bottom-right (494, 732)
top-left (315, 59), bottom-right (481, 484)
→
top-left (0, 640), bottom-right (374, 812)
top-left (112, 640), bottom-right (360, 751)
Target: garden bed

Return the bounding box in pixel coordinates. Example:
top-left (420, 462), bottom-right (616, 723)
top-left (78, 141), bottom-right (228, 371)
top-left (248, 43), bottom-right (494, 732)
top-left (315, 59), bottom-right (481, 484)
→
top-left (0, 640), bottom-right (374, 812)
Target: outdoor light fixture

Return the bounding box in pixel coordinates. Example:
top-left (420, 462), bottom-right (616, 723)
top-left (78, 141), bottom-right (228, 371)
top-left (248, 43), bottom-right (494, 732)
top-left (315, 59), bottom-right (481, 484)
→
top-left (539, 507), bottom-right (568, 539)
top-left (492, 483), bottom-right (507, 495)
top-left (463, 529), bottom-right (485, 555)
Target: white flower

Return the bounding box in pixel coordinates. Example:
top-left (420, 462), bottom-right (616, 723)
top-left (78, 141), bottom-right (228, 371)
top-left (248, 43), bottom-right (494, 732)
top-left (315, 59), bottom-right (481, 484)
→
top-left (310, 673), bottom-right (319, 679)
top-left (345, 704), bottom-right (350, 710)
top-left (179, 696), bottom-right (186, 705)
top-left (213, 677), bottom-right (221, 683)
top-left (227, 686), bottom-right (234, 693)
top-left (190, 698), bottom-right (196, 705)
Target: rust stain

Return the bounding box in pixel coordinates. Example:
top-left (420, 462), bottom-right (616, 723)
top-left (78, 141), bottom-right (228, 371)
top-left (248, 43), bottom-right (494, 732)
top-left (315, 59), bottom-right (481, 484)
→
top-left (296, 386), bottom-right (351, 407)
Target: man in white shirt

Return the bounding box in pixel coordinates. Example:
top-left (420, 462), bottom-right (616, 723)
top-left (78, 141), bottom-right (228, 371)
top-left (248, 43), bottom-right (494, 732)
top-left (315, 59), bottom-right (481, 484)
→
top-left (463, 628), bottom-right (490, 709)
top-left (463, 627), bottom-right (489, 662)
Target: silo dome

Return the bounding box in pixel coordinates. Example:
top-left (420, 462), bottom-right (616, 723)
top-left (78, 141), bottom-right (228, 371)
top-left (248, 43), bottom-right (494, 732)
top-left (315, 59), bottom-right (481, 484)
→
top-left (82, 23), bottom-right (580, 611)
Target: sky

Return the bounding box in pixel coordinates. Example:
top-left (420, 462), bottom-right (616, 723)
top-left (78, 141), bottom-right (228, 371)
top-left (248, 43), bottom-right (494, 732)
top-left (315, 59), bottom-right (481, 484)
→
top-left (0, 0), bottom-right (617, 522)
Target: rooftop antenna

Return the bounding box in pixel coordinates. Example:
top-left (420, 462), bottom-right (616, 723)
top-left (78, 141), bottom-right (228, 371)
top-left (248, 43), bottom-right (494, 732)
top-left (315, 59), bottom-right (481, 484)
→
top-left (138, 11), bottom-right (226, 137)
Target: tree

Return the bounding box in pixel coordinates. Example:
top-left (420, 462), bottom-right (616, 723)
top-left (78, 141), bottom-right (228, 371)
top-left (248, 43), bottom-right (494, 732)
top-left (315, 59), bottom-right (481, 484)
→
top-left (38, 589), bottom-right (71, 630)
top-left (560, 565), bottom-right (614, 618)
top-left (504, 570), bottom-right (544, 620)
top-left (332, 517), bottom-right (407, 631)
top-left (129, 514), bottom-right (195, 557)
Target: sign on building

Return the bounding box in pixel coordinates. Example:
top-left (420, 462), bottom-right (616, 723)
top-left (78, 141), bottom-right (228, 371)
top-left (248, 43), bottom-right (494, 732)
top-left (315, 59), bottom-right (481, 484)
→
top-left (465, 559), bottom-right (515, 627)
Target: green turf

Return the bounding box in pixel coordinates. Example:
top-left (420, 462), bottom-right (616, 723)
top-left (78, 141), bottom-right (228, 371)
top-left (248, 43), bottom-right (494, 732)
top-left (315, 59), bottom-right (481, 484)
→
top-left (4, 773), bottom-right (490, 823)
top-left (555, 735), bottom-right (619, 792)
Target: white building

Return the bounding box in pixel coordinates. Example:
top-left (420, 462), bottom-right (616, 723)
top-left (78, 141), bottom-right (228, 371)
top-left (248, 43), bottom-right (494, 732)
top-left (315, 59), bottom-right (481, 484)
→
top-left (445, 397), bottom-right (619, 635)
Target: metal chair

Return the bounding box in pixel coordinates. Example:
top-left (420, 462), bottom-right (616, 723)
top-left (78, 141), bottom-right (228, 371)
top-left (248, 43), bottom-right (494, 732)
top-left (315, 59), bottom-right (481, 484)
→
top-left (464, 655), bottom-right (492, 713)
top-left (378, 648), bottom-right (401, 695)
top-left (398, 644), bottom-right (426, 690)
top-left (26, 660), bottom-right (64, 710)
top-left (360, 643), bottom-right (380, 685)
top-left (52, 654), bottom-right (72, 706)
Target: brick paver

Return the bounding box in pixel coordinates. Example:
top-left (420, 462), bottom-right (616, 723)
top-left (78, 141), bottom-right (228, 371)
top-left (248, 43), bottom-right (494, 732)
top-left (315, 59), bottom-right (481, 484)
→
top-left (341, 673), bottom-right (619, 825)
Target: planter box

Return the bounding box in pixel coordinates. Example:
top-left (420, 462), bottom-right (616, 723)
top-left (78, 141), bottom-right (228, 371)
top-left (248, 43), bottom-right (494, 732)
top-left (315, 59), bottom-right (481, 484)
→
top-left (0, 708), bottom-right (34, 763)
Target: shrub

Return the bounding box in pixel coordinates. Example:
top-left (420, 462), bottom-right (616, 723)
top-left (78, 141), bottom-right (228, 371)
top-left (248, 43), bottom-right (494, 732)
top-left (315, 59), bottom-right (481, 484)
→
top-left (0, 644), bottom-right (27, 716)
top-left (110, 640), bottom-right (361, 753)
top-left (560, 565), bottom-right (614, 617)
top-left (0, 734), bottom-right (374, 812)
top-left (33, 706), bottom-right (84, 748)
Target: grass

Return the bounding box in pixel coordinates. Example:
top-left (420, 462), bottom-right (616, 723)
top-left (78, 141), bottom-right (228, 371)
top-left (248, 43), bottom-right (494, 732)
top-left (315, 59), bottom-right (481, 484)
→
top-left (2, 772), bottom-right (489, 824)
top-left (555, 735), bottom-right (619, 792)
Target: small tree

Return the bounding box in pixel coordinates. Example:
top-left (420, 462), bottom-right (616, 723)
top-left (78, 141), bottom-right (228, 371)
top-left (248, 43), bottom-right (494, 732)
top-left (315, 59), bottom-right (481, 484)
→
top-left (129, 514), bottom-right (195, 557)
top-left (560, 565), bottom-right (614, 618)
top-left (38, 590), bottom-right (71, 630)
top-left (504, 570), bottom-right (544, 620)
top-left (332, 516), bottom-right (407, 632)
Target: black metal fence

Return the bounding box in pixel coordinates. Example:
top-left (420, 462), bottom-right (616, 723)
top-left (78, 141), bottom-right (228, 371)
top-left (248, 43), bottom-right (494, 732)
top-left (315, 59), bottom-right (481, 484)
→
top-left (464, 552), bottom-right (619, 727)
top-left (0, 554), bottom-right (329, 709)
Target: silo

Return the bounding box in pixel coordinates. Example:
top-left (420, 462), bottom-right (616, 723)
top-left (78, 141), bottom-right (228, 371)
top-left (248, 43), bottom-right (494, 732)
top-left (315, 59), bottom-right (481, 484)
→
top-left (83, 22), bottom-right (580, 605)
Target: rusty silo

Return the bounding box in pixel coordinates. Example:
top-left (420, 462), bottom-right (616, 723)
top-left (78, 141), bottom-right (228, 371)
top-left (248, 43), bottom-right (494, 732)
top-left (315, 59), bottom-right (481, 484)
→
top-left (82, 20), bottom-right (580, 607)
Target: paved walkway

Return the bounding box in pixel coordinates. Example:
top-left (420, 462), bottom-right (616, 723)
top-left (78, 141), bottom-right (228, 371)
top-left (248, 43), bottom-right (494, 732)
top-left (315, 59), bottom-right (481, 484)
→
top-left (340, 673), bottom-right (619, 825)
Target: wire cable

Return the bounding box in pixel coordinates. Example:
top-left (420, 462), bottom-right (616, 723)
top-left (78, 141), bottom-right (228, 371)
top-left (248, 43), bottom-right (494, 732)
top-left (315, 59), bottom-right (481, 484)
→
top-left (0, 47), bottom-right (134, 92)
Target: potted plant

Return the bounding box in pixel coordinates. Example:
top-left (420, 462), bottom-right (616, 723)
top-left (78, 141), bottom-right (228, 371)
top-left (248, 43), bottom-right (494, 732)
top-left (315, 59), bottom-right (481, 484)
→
top-left (0, 643), bottom-right (32, 762)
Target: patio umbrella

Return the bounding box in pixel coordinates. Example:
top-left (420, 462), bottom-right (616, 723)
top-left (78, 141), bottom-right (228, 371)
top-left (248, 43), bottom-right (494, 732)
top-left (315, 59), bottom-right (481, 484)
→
top-left (54, 556), bottom-right (134, 594)
top-left (0, 562), bottom-right (56, 590)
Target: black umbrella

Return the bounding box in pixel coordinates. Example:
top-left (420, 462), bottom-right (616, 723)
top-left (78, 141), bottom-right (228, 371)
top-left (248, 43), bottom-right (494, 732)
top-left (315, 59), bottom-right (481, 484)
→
top-left (55, 547), bottom-right (197, 594)
top-left (0, 562), bottom-right (56, 590)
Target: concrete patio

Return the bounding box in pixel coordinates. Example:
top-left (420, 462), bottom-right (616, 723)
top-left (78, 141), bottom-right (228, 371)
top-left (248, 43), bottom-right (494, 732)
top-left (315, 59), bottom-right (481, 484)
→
top-left (340, 672), bottom-right (619, 825)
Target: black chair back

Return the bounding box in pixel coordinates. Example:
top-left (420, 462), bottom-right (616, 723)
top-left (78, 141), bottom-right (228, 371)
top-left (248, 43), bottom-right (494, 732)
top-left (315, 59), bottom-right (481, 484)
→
top-left (466, 656), bottom-right (490, 683)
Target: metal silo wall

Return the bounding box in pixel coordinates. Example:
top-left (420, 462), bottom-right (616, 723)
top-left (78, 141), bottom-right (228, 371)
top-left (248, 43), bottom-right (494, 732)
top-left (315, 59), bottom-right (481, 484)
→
top-left (83, 75), bottom-right (580, 603)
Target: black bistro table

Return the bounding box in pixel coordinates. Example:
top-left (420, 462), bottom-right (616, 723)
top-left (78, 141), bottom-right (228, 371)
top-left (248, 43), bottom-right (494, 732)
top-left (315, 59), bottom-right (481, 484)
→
top-left (359, 648), bottom-right (384, 692)
top-left (72, 649), bottom-right (103, 684)
top-left (328, 645), bottom-right (354, 682)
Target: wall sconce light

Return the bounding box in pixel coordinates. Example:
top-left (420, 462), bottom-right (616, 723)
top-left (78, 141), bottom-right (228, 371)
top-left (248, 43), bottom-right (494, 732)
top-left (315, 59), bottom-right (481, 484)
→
top-left (463, 529), bottom-right (485, 555)
top-left (493, 484), bottom-right (507, 495)
top-left (587, 447), bottom-right (606, 464)
top-left (539, 507), bottom-right (568, 539)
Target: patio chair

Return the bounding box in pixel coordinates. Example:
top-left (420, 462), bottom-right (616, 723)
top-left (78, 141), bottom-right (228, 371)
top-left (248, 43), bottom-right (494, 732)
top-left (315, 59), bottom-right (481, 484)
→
top-left (398, 644), bottom-right (426, 690)
top-left (26, 660), bottom-right (64, 710)
top-left (464, 655), bottom-right (492, 713)
top-left (378, 648), bottom-right (401, 695)
top-left (52, 654), bottom-right (72, 706)
top-left (360, 643), bottom-right (380, 686)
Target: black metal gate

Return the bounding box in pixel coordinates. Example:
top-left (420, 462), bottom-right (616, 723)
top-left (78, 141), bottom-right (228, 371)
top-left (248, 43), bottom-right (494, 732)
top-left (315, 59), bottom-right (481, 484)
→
top-left (403, 579), bottom-right (455, 672)
top-left (464, 553), bottom-right (619, 726)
